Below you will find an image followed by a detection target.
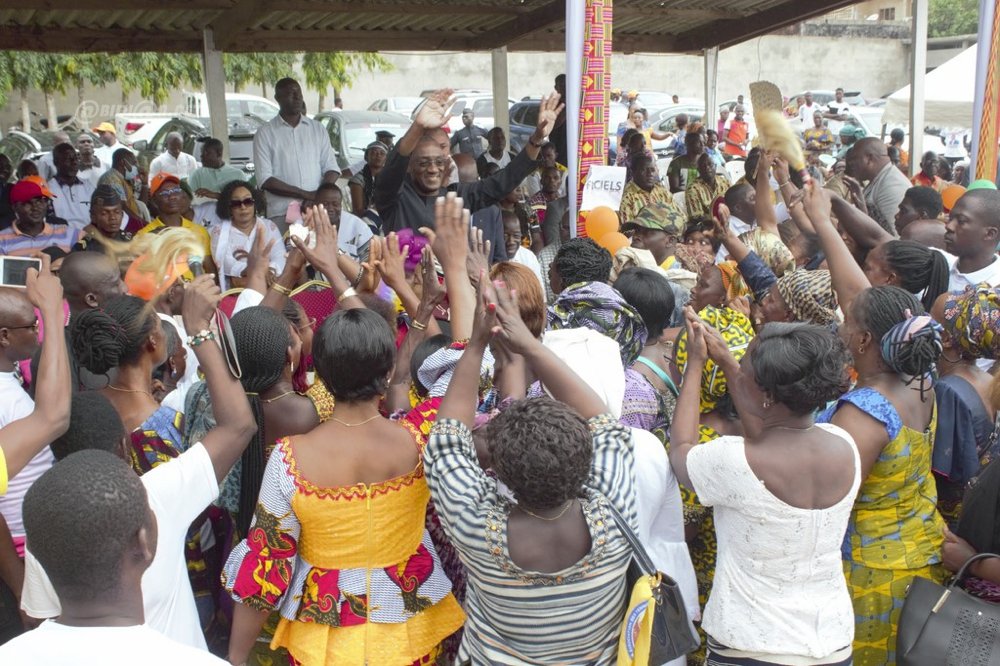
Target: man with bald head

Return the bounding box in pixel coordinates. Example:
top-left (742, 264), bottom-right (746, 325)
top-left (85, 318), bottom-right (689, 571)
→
top-left (845, 136), bottom-right (912, 235)
top-left (899, 218), bottom-right (947, 250)
top-left (375, 89), bottom-right (563, 233)
top-left (148, 132), bottom-right (198, 185)
top-left (29, 252), bottom-right (125, 393)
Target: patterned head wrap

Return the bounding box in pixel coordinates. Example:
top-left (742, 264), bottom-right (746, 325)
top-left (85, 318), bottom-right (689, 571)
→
top-left (674, 305), bottom-right (755, 412)
top-left (739, 228), bottom-right (795, 278)
top-left (547, 281), bottom-right (647, 366)
top-left (880, 311), bottom-right (943, 399)
top-left (673, 243), bottom-right (715, 274)
top-left (717, 261), bottom-right (749, 302)
top-left (775, 269), bottom-right (838, 326)
top-left (941, 284), bottom-right (1000, 360)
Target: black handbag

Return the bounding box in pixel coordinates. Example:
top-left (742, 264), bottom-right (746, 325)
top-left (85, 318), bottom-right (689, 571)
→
top-left (605, 500), bottom-right (699, 664)
top-left (897, 552), bottom-right (1000, 665)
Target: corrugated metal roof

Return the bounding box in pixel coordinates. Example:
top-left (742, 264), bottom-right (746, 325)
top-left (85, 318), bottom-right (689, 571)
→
top-left (0, 0), bottom-right (858, 54)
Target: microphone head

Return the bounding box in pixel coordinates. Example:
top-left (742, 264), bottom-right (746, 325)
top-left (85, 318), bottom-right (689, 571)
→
top-left (187, 254), bottom-right (204, 277)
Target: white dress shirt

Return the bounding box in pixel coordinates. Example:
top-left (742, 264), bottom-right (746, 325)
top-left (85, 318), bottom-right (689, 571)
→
top-left (149, 151), bottom-right (199, 183)
top-left (47, 176), bottom-right (96, 230)
top-left (253, 114), bottom-right (339, 218)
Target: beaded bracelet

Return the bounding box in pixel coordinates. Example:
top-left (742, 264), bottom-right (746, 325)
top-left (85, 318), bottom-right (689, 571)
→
top-left (187, 329), bottom-right (216, 347)
top-left (270, 283), bottom-right (292, 296)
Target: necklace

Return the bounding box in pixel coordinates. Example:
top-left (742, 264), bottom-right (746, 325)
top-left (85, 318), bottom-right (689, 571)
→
top-left (330, 413), bottom-right (382, 427)
top-left (518, 500), bottom-right (574, 521)
top-left (107, 384), bottom-right (154, 399)
top-left (262, 390), bottom-right (298, 404)
top-left (772, 424), bottom-right (815, 432)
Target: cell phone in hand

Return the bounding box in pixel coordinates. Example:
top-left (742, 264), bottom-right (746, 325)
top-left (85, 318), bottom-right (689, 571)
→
top-left (0, 256), bottom-right (42, 288)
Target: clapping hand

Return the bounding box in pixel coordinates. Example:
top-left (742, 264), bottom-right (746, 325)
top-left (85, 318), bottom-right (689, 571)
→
top-left (683, 306), bottom-right (708, 364)
top-left (466, 226), bottom-right (491, 288)
top-left (418, 246), bottom-right (446, 309)
top-left (491, 280), bottom-right (538, 356)
top-left (376, 232), bottom-right (409, 291)
top-left (711, 203), bottom-right (732, 242)
top-left (802, 181), bottom-right (834, 225)
top-left (293, 204), bottom-right (341, 277)
top-left (420, 193), bottom-right (469, 272)
top-left (414, 89), bottom-right (457, 131)
top-left (243, 224), bottom-right (277, 285)
top-left (470, 274), bottom-right (501, 348)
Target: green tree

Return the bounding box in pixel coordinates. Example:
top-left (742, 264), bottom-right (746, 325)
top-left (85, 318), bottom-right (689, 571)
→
top-left (928, 0), bottom-right (978, 37)
top-left (225, 53), bottom-right (295, 96)
top-left (301, 52), bottom-right (392, 111)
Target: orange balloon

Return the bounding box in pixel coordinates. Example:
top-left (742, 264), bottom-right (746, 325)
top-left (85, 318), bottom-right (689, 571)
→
top-left (941, 184), bottom-right (966, 211)
top-left (598, 231), bottom-right (630, 255)
top-left (584, 206), bottom-right (619, 239)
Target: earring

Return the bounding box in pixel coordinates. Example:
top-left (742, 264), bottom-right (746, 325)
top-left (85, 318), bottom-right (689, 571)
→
top-left (857, 345), bottom-right (866, 355)
top-left (762, 399), bottom-right (772, 409)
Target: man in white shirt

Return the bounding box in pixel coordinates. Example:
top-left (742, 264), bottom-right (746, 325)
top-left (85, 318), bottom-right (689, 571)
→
top-left (502, 209), bottom-right (545, 291)
top-left (75, 132), bottom-right (107, 187)
top-left (253, 78), bottom-right (340, 235)
top-left (46, 143), bottom-right (96, 231)
top-left (944, 189), bottom-right (1000, 291)
top-left (476, 127), bottom-right (512, 177)
top-left (4, 449), bottom-right (226, 665)
top-left (92, 122), bottom-right (134, 168)
top-left (311, 182), bottom-right (372, 261)
top-left (0, 287), bottom-right (54, 563)
top-left (18, 276), bottom-right (256, 654)
top-left (797, 91), bottom-right (821, 125)
top-left (148, 132), bottom-right (198, 185)
top-left (846, 137), bottom-right (911, 235)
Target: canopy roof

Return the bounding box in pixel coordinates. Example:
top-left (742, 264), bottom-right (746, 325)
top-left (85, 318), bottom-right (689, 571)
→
top-left (883, 44), bottom-right (976, 128)
top-left (1, 0), bottom-right (856, 54)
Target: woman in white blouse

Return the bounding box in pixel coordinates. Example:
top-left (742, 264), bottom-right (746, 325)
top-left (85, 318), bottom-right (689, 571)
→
top-left (670, 311), bottom-right (860, 666)
top-left (209, 181), bottom-right (286, 291)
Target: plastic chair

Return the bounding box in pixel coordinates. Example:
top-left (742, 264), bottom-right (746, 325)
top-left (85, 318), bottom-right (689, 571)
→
top-left (725, 160), bottom-right (746, 184)
top-left (218, 288), bottom-right (244, 318)
top-left (290, 280), bottom-right (336, 332)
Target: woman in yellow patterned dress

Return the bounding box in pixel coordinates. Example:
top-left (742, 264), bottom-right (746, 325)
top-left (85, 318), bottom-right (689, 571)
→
top-left (223, 308), bottom-right (465, 666)
top-left (805, 183), bottom-right (945, 666)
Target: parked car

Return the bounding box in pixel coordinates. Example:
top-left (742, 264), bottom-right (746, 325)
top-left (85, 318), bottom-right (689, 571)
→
top-left (508, 99), bottom-right (540, 153)
top-left (368, 97), bottom-right (423, 117)
top-left (116, 113), bottom-right (179, 148)
top-left (313, 110), bottom-right (411, 173)
top-left (131, 116), bottom-right (258, 181)
top-left (413, 89), bottom-right (516, 133)
top-left (184, 92), bottom-right (279, 123)
top-left (0, 129), bottom-right (99, 179)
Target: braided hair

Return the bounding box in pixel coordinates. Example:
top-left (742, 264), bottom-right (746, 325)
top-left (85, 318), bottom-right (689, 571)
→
top-left (552, 237), bottom-right (612, 289)
top-left (230, 306), bottom-right (292, 537)
top-left (882, 240), bottom-right (949, 311)
top-left (854, 286), bottom-right (941, 398)
top-left (72, 295), bottom-right (159, 375)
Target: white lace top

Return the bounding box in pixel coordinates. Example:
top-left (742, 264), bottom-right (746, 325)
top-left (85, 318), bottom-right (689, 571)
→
top-left (686, 423), bottom-right (861, 658)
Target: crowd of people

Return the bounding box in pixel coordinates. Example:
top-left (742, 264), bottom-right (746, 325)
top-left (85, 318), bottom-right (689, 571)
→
top-left (0, 75), bottom-right (998, 666)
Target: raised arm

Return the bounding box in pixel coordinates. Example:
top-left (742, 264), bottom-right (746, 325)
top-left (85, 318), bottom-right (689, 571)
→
top-left (802, 182), bottom-right (870, 310)
top-left (0, 256), bottom-right (70, 479)
top-left (830, 192), bottom-right (893, 251)
top-left (754, 152), bottom-right (779, 237)
top-left (376, 234), bottom-right (441, 337)
top-left (668, 307), bottom-right (707, 489)
top-left (421, 193), bottom-right (473, 340)
top-left (180, 275), bottom-right (256, 484)
top-left (290, 204), bottom-right (365, 310)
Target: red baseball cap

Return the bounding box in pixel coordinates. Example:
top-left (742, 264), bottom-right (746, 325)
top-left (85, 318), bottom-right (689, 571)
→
top-left (150, 172), bottom-right (180, 196)
top-left (10, 178), bottom-right (56, 204)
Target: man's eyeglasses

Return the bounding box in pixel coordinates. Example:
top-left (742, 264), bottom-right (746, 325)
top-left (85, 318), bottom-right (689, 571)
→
top-left (3, 317), bottom-right (39, 332)
top-left (230, 197), bottom-right (255, 209)
top-left (414, 158), bottom-right (448, 170)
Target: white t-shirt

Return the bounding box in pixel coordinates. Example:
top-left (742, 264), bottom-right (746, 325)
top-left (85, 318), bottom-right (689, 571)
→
top-left (47, 177), bottom-right (96, 231)
top-left (798, 102), bottom-right (821, 125)
top-left (0, 620), bottom-right (226, 665)
top-left (22, 443), bottom-right (219, 650)
top-left (512, 246), bottom-right (546, 293)
top-left (946, 252), bottom-right (1000, 292)
top-left (94, 141), bottom-right (135, 170)
top-left (687, 424), bottom-right (861, 658)
top-left (0, 371), bottom-right (54, 544)
top-left (209, 217), bottom-right (287, 291)
top-left (337, 211), bottom-right (374, 261)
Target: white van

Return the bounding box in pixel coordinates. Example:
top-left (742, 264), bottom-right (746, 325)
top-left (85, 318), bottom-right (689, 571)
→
top-left (184, 92), bottom-right (279, 122)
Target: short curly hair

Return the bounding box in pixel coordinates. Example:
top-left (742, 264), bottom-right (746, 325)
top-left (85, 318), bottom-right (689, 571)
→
top-left (487, 397), bottom-right (593, 510)
top-left (751, 322), bottom-right (851, 415)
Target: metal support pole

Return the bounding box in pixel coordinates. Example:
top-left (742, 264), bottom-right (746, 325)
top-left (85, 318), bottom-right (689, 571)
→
top-left (201, 28), bottom-right (230, 160)
top-left (704, 46), bottom-right (719, 130)
top-left (491, 47), bottom-right (510, 139)
top-left (908, 0), bottom-right (928, 178)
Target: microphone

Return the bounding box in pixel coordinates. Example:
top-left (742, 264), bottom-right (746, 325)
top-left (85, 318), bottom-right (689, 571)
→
top-left (188, 255), bottom-right (204, 277)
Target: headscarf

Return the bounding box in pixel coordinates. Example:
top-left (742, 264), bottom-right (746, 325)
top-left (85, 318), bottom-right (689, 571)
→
top-left (942, 284), bottom-right (1000, 360)
top-left (394, 228), bottom-right (429, 274)
top-left (775, 269), bottom-right (838, 326)
top-left (673, 243), bottom-right (715, 275)
top-left (548, 281), bottom-right (647, 366)
top-left (674, 305), bottom-right (754, 412)
top-left (739, 228), bottom-right (795, 278)
top-left (717, 260), bottom-right (749, 302)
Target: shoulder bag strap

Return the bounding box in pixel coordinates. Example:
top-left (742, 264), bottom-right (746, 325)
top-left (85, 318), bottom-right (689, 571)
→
top-left (603, 498), bottom-right (657, 577)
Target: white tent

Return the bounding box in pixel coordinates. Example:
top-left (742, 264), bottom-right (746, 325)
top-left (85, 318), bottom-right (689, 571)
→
top-left (883, 44), bottom-right (976, 128)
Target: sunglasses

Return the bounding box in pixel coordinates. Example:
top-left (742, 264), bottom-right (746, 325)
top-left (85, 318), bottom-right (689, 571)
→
top-left (415, 158), bottom-right (449, 170)
top-left (157, 187), bottom-right (183, 198)
top-left (230, 197), bottom-right (255, 209)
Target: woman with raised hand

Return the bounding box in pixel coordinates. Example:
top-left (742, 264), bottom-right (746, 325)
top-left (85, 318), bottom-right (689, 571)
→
top-left (209, 180), bottom-right (285, 291)
top-left (670, 310), bottom-right (859, 666)
top-left (803, 183), bottom-right (946, 666)
top-left (222, 219), bottom-right (464, 664)
top-left (424, 193), bottom-right (634, 664)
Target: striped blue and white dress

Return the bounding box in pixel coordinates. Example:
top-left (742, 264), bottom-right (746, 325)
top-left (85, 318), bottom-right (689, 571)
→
top-left (426, 413), bottom-right (635, 665)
